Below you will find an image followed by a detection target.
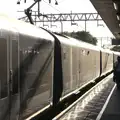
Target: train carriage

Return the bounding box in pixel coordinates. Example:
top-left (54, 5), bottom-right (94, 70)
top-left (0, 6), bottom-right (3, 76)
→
top-left (53, 35), bottom-right (101, 100)
top-left (0, 14), bottom-right (118, 120)
top-left (0, 15), bottom-right (54, 120)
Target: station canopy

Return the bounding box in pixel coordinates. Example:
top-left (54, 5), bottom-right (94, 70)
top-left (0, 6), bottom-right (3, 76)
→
top-left (90, 0), bottom-right (120, 39)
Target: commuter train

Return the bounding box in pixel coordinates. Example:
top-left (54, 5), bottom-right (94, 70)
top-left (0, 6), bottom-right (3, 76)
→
top-left (0, 14), bottom-right (119, 120)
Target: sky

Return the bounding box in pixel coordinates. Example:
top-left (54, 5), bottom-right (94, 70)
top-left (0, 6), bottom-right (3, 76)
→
top-left (0, 0), bottom-right (115, 46)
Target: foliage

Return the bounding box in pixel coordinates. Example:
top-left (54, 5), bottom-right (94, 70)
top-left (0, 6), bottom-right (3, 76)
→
top-left (62, 31), bottom-right (97, 45)
top-left (110, 45), bottom-right (120, 52)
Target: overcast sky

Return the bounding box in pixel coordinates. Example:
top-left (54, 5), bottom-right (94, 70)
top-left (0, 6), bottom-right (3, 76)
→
top-left (0, 0), bottom-right (114, 46)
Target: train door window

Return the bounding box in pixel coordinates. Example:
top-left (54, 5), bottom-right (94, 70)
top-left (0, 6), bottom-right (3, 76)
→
top-left (11, 33), bottom-right (19, 95)
top-left (12, 71), bottom-right (19, 94)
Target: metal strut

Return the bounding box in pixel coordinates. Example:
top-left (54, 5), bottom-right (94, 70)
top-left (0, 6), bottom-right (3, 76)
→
top-left (25, 9), bottom-right (34, 24)
top-left (24, 0), bottom-right (41, 24)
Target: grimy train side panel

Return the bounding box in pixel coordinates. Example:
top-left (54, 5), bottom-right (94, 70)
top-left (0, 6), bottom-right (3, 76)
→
top-left (78, 47), bottom-right (100, 87)
top-left (100, 49), bottom-right (113, 76)
top-left (18, 31), bottom-right (54, 119)
top-left (57, 35), bottom-right (73, 96)
top-left (53, 35), bottom-right (101, 100)
top-left (69, 38), bottom-right (100, 88)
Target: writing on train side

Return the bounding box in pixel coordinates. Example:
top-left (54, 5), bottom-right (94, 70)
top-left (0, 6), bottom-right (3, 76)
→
top-left (20, 47), bottom-right (40, 55)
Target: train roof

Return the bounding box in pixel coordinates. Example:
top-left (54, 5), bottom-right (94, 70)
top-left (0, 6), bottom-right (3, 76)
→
top-left (100, 48), bottom-right (113, 54)
top-left (0, 14), bottom-right (54, 42)
top-left (54, 33), bottom-right (115, 54)
top-left (64, 36), bottom-right (115, 54)
top-left (68, 36), bottom-right (100, 51)
top-left (112, 51), bottom-right (120, 56)
top-left (53, 33), bottom-right (77, 46)
top-left (54, 33), bottom-right (100, 51)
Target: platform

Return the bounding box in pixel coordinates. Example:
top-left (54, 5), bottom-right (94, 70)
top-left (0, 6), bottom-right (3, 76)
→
top-left (97, 84), bottom-right (120, 120)
top-left (53, 74), bottom-right (118, 120)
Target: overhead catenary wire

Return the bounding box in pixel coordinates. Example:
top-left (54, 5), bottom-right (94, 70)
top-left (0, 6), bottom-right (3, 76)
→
top-left (43, 0), bottom-right (61, 13)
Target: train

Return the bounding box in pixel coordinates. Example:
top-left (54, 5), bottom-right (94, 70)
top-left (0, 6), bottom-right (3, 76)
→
top-left (0, 14), bottom-right (119, 120)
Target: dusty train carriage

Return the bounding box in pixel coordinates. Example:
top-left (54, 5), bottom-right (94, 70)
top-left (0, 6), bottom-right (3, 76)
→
top-left (0, 14), bottom-right (54, 120)
top-left (53, 34), bottom-right (101, 99)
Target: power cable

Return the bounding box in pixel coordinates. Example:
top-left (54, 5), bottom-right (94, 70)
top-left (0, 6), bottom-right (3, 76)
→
top-left (43, 0), bottom-right (61, 13)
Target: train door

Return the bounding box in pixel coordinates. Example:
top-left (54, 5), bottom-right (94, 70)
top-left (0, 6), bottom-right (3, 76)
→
top-left (76, 47), bottom-right (80, 88)
top-left (0, 30), bottom-right (9, 120)
top-left (9, 29), bottom-right (20, 120)
top-left (71, 46), bottom-right (79, 90)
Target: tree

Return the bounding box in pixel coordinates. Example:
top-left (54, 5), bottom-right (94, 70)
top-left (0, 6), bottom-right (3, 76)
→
top-left (110, 45), bottom-right (120, 52)
top-left (62, 31), bottom-right (97, 45)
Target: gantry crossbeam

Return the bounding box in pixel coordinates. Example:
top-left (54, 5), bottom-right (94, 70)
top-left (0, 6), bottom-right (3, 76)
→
top-left (18, 11), bottom-right (102, 23)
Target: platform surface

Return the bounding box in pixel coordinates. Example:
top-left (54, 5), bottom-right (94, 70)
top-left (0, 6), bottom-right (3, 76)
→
top-left (55, 74), bottom-right (115, 120)
top-left (100, 85), bottom-right (120, 120)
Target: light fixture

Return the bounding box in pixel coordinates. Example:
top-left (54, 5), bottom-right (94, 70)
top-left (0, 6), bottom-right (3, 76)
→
top-left (117, 15), bottom-right (120, 20)
top-left (55, 0), bottom-right (58, 5)
top-left (17, 0), bottom-right (21, 4)
top-left (49, 0), bottom-right (51, 3)
top-left (113, 2), bottom-right (118, 10)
